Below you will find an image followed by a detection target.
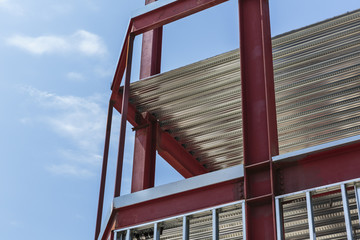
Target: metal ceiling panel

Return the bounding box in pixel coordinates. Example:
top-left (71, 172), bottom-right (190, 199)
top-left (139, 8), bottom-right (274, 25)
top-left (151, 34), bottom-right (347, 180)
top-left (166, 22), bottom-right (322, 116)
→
top-left (129, 9), bottom-right (360, 171)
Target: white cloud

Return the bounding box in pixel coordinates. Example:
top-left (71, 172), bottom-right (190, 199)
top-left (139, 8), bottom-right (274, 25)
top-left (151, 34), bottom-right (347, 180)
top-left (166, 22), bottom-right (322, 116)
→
top-left (21, 86), bottom-right (107, 177)
top-left (7, 30), bottom-right (107, 56)
top-left (0, 0), bottom-right (24, 15)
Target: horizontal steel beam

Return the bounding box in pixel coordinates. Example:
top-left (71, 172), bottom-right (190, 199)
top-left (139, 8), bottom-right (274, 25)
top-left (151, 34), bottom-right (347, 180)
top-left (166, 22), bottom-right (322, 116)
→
top-left (274, 138), bottom-right (360, 195)
top-left (114, 179), bottom-right (243, 229)
top-left (131, 0), bottom-right (179, 18)
top-left (131, 0), bottom-right (229, 35)
top-left (157, 128), bottom-right (208, 177)
top-left (114, 164), bottom-right (243, 208)
top-left (273, 135), bottom-right (360, 163)
top-left (112, 91), bottom-right (208, 177)
top-left (98, 166), bottom-right (243, 239)
top-left (110, 165), bottom-right (243, 229)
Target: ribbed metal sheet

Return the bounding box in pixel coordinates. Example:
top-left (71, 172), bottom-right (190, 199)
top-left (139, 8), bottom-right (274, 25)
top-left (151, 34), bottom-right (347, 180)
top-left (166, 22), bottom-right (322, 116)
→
top-left (281, 185), bottom-right (360, 239)
top-left (129, 9), bottom-right (360, 171)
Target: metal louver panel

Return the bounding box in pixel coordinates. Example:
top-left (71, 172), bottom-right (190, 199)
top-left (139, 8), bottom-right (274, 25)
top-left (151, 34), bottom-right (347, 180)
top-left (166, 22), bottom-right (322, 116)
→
top-left (129, 9), bottom-right (360, 171)
top-left (278, 183), bottom-right (360, 240)
top-left (114, 202), bottom-right (244, 240)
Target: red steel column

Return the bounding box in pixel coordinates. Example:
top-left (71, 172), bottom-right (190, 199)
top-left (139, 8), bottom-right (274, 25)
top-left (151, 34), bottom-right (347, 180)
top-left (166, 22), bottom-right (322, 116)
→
top-left (139, 0), bottom-right (162, 79)
top-left (131, 113), bottom-right (157, 192)
top-left (238, 0), bottom-right (278, 239)
top-left (94, 101), bottom-right (113, 240)
top-left (131, 0), bottom-right (162, 192)
top-left (114, 34), bottom-right (135, 197)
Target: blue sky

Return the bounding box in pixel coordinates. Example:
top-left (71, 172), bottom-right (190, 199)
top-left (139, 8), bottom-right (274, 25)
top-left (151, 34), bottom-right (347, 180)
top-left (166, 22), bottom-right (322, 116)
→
top-left (0, 0), bottom-right (358, 239)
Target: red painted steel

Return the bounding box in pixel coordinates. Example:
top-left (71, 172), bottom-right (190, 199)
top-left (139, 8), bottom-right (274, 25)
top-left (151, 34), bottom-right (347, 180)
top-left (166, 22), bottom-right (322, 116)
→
top-left (131, 113), bottom-right (157, 192)
top-left (131, 0), bottom-right (229, 35)
top-left (112, 91), bottom-right (208, 177)
top-left (139, 27), bottom-right (162, 79)
top-left (238, 0), bottom-right (278, 239)
top-left (131, 0), bottom-right (163, 193)
top-left (139, 0), bottom-right (162, 79)
top-left (112, 90), bottom-right (147, 127)
top-left (275, 142), bottom-right (360, 195)
top-left (157, 127), bottom-right (208, 178)
top-left (95, 102), bottom-right (114, 240)
top-left (115, 179), bottom-right (243, 229)
top-left (114, 34), bottom-right (135, 197)
top-left (111, 23), bottom-right (132, 94)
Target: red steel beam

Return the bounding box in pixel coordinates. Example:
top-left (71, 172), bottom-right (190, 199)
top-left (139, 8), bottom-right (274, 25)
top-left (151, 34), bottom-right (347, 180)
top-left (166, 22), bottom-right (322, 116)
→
top-left (115, 179), bottom-right (243, 229)
top-left (111, 23), bottom-right (132, 94)
top-left (94, 101), bottom-right (113, 240)
top-left (157, 127), bottom-right (208, 178)
top-left (275, 142), bottom-right (360, 195)
top-left (111, 0), bottom-right (230, 91)
top-left (131, 0), bottom-right (229, 35)
top-left (112, 91), bottom-right (208, 178)
top-left (238, 0), bottom-right (278, 239)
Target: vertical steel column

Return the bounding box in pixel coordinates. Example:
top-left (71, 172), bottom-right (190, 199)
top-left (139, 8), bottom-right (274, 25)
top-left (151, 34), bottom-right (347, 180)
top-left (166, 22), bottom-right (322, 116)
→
top-left (275, 198), bottom-right (284, 240)
top-left (139, 0), bottom-right (162, 79)
top-left (306, 192), bottom-right (316, 240)
top-left (212, 209), bottom-right (219, 240)
top-left (131, 0), bottom-right (162, 193)
top-left (341, 184), bottom-right (354, 240)
top-left (183, 216), bottom-right (189, 240)
top-left (354, 184), bottom-right (360, 225)
top-left (114, 34), bottom-right (135, 197)
top-left (95, 101), bottom-right (114, 240)
top-left (238, 0), bottom-right (278, 239)
top-left (131, 114), bottom-right (157, 192)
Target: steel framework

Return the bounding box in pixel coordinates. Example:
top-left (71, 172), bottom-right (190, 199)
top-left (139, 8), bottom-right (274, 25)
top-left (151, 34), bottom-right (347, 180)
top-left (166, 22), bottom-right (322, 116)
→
top-left (94, 1), bottom-right (360, 239)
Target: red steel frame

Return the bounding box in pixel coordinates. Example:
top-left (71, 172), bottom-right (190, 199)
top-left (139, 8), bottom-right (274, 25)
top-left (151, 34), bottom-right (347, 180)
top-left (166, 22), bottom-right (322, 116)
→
top-left (131, 0), bottom-right (162, 194)
top-left (95, 0), bottom-right (360, 239)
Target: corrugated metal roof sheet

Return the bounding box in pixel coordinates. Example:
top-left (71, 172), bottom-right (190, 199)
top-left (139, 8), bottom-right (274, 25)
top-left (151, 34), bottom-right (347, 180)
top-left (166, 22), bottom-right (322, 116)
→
top-left (129, 9), bottom-right (360, 171)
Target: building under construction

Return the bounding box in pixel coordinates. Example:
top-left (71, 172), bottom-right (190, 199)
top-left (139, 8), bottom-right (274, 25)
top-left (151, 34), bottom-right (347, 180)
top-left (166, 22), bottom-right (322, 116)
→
top-left (94, 1), bottom-right (360, 239)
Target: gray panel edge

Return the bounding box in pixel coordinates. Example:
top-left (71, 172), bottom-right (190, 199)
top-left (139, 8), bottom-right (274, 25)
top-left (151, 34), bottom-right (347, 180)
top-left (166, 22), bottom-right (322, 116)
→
top-left (114, 164), bottom-right (244, 209)
top-left (272, 135), bottom-right (360, 163)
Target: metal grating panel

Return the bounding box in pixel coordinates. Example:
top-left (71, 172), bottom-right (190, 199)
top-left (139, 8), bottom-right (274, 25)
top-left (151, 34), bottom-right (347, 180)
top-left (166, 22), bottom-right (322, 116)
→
top-left (219, 204), bottom-right (243, 239)
top-left (129, 9), bottom-right (360, 171)
top-left (277, 182), bottom-right (360, 240)
top-left (114, 202), bottom-right (245, 240)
